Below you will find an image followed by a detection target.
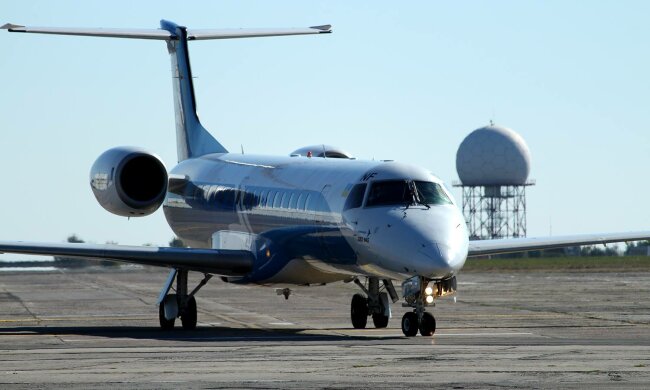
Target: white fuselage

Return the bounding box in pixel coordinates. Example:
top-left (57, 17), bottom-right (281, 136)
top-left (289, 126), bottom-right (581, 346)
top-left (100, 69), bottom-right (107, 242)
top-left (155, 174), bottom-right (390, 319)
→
top-left (163, 153), bottom-right (469, 284)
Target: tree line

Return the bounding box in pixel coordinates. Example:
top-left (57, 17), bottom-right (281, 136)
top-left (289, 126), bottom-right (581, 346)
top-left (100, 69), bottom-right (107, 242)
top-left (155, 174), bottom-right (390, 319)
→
top-left (53, 234), bottom-right (187, 268)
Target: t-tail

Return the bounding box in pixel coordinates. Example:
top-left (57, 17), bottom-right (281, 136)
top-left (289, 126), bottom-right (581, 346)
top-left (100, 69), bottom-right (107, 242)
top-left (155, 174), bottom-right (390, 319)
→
top-left (2, 20), bottom-right (331, 162)
top-left (160, 20), bottom-right (227, 160)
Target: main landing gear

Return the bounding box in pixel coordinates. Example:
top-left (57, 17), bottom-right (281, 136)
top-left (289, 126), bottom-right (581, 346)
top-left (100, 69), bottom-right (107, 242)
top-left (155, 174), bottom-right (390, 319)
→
top-left (158, 269), bottom-right (212, 330)
top-left (350, 277), bottom-right (399, 329)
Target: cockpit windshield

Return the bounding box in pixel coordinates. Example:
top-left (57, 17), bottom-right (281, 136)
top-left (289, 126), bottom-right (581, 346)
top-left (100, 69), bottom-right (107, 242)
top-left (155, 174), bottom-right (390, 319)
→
top-left (366, 180), bottom-right (452, 207)
top-left (366, 181), bottom-right (410, 207)
top-left (414, 181), bottom-right (452, 205)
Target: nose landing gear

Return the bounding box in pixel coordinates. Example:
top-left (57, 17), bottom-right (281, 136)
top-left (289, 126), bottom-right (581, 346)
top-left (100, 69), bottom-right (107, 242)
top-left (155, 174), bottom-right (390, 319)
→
top-left (400, 276), bottom-right (438, 337)
top-left (400, 303), bottom-right (437, 337)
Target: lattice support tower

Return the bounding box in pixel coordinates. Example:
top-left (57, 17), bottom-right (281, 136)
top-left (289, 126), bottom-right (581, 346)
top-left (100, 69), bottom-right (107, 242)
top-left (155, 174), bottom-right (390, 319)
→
top-left (452, 181), bottom-right (535, 240)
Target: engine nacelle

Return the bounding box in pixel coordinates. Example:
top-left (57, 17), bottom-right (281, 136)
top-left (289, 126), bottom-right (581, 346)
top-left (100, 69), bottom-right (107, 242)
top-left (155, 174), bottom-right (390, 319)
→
top-left (90, 147), bottom-right (168, 217)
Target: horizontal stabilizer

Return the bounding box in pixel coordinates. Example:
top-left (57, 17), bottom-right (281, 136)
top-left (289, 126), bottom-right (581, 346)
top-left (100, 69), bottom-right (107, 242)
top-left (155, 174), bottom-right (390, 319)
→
top-left (187, 25), bottom-right (332, 40)
top-left (1, 24), bottom-right (172, 40)
top-left (2, 22), bottom-right (332, 41)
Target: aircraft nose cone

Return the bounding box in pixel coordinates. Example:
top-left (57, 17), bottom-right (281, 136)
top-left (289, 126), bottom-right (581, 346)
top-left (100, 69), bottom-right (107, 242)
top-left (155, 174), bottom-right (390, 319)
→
top-left (411, 241), bottom-right (461, 278)
top-left (404, 211), bottom-right (468, 278)
top-left (435, 241), bottom-right (465, 273)
top-left (358, 206), bottom-right (468, 279)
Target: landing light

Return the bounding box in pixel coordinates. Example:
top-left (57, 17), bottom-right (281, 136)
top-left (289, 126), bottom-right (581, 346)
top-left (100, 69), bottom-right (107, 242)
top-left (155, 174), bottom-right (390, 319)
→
top-left (425, 295), bottom-right (434, 304)
top-left (424, 286), bottom-right (433, 296)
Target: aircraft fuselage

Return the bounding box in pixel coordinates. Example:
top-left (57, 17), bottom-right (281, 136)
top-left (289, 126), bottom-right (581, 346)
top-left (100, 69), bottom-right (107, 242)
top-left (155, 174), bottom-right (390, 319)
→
top-left (163, 153), bottom-right (469, 285)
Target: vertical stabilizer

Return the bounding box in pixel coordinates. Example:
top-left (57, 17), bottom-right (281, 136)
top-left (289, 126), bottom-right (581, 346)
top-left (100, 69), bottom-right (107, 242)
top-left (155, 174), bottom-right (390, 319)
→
top-left (160, 20), bottom-right (228, 161)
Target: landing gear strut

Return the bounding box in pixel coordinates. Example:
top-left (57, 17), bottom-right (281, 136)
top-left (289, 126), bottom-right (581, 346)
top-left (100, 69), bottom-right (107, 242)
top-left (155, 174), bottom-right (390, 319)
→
top-left (158, 269), bottom-right (212, 330)
top-left (350, 277), bottom-right (399, 329)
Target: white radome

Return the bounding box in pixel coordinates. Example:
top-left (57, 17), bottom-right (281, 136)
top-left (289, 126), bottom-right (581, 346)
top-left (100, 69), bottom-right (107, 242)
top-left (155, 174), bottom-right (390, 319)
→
top-left (456, 125), bottom-right (531, 186)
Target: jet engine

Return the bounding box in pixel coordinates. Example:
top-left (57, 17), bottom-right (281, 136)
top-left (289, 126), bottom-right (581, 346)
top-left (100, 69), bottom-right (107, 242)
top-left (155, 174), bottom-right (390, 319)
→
top-left (89, 147), bottom-right (168, 217)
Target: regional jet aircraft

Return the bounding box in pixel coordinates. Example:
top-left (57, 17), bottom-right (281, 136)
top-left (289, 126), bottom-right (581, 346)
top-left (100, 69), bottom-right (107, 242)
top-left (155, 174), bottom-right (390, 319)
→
top-left (2, 20), bottom-right (649, 337)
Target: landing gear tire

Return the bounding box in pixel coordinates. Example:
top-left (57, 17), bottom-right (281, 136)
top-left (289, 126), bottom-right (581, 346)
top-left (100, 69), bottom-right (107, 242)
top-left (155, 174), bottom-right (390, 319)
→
top-left (419, 312), bottom-right (436, 336)
top-left (159, 294), bottom-right (176, 330)
top-left (372, 312), bottom-right (389, 328)
top-left (401, 312), bottom-right (419, 337)
top-left (351, 293), bottom-right (368, 329)
top-left (181, 295), bottom-right (197, 330)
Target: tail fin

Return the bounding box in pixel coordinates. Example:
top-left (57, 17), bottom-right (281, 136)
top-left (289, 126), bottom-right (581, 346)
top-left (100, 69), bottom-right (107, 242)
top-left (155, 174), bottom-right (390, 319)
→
top-left (160, 20), bottom-right (227, 161)
top-left (3, 21), bottom-right (331, 162)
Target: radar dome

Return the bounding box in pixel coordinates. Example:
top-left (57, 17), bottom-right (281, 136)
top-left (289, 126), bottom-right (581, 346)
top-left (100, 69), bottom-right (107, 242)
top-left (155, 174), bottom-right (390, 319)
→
top-left (456, 125), bottom-right (531, 186)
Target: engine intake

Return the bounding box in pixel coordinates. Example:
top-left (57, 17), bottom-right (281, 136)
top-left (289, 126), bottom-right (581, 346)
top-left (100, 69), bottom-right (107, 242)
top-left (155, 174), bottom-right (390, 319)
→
top-left (90, 147), bottom-right (168, 217)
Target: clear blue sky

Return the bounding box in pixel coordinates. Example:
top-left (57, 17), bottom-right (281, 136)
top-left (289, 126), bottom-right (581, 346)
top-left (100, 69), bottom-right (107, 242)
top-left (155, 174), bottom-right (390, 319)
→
top-left (1, 1), bottom-right (648, 259)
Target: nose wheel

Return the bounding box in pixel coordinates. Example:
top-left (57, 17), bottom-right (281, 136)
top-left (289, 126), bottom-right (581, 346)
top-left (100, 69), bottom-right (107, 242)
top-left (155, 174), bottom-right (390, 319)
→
top-left (401, 312), bottom-right (418, 336)
top-left (401, 311), bottom-right (436, 337)
top-left (418, 312), bottom-right (436, 336)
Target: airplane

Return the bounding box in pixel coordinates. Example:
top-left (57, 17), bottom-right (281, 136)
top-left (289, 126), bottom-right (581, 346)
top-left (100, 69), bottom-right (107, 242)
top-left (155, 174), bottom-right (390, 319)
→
top-left (2, 20), bottom-right (649, 337)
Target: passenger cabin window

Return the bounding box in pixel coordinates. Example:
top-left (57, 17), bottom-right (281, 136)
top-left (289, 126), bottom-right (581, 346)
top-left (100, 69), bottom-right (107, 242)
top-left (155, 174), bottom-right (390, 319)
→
top-left (265, 190), bottom-right (274, 208)
top-left (304, 193), bottom-right (312, 211)
top-left (281, 192), bottom-right (290, 209)
top-left (297, 193), bottom-right (305, 210)
top-left (343, 183), bottom-right (367, 210)
top-left (289, 192), bottom-right (297, 209)
top-left (259, 190), bottom-right (267, 207)
top-left (273, 191), bottom-right (282, 208)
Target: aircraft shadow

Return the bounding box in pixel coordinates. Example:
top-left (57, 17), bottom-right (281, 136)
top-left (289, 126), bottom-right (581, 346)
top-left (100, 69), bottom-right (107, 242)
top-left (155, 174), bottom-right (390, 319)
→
top-left (0, 325), bottom-right (403, 343)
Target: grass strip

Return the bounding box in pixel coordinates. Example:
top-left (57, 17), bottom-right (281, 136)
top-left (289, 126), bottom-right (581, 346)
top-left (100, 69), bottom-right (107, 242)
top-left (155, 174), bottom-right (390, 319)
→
top-left (462, 256), bottom-right (650, 272)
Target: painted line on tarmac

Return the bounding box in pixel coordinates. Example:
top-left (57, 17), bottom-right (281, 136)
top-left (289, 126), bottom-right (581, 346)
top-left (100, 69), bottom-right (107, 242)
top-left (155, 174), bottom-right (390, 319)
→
top-left (59, 335), bottom-right (338, 343)
top-left (435, 331), bottom-right (534, 336)
top-left (0, 316), bottom-right (151, 322)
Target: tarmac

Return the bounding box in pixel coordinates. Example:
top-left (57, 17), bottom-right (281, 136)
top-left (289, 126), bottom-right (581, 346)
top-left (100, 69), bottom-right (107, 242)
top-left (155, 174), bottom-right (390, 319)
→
top-left (0, 266), bottom-right (649, 389)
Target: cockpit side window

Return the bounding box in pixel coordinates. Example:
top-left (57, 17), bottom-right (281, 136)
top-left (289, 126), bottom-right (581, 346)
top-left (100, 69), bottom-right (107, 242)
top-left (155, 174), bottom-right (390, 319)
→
top-left (414, 181), bottom-right (452, 205)
top-left (343, 183), bottom-right (367, 210)
top-left (366, 180), bottom-right (410, 207)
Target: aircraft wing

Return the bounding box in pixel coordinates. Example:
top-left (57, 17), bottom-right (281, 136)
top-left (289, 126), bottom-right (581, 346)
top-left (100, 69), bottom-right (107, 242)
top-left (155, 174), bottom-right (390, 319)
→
top-left (0, 241), bottom-right (253, 276)
top-left (468, 231), bottom-right (650, 257)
